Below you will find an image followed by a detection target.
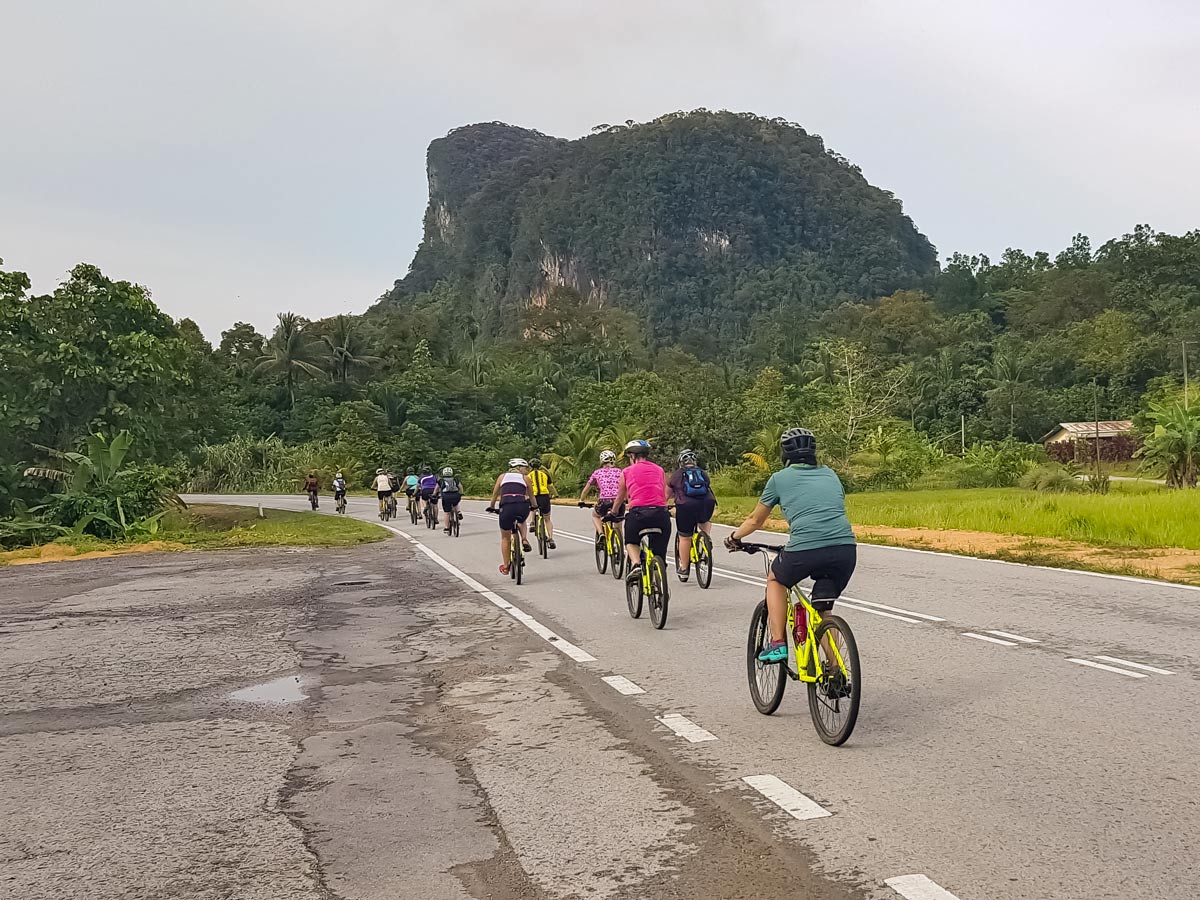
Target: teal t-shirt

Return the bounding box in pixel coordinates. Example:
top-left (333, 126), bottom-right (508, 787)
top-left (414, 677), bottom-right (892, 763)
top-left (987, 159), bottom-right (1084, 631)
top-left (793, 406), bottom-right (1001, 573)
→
top-left (759, 464), bottom-right (856, 552)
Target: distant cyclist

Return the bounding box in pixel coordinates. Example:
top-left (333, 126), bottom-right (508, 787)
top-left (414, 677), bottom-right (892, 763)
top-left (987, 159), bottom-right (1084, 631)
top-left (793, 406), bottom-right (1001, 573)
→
top-left (579, 449), bottom-right (623, 538)
top-left (332, 471), bottom-right (347, 505)
top-left (404, 467), bottom-right (419, 500)
top-left (612, 440), bottom-right (670, 583)
top-left (726, 427), bottom-right (856, 663)
top-left (418, 466), bottom-right (438, 517)
top-left (435, 467), bottom-right (463, 534)
top-left (527, 458), bottom-right (557, 549)
top-left (669, 449), bottom-right (716, 582)
top-left (303, 472), bottom-right (319, 508)
top-left (490, 458), bottom-right (533, 574)
top-left (371, 468), bottom-right (394, 516)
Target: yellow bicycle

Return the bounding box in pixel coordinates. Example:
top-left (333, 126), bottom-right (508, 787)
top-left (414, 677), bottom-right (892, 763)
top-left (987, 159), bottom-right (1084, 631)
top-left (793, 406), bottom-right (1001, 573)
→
top-left (622, 519), bottom-right (669, 629)
top-left (736, 541), bottom-right (861, 746)
top-left (580, 502), bottom-right (623, 579)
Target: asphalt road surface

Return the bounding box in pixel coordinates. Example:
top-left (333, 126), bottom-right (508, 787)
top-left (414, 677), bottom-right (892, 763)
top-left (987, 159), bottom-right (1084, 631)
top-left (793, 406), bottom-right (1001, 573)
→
top-left (4, 493), bottom-right (1197, 900)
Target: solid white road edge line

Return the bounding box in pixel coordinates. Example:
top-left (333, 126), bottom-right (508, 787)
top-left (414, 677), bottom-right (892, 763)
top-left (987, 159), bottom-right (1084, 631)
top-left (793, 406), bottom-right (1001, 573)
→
top-left (656, 713), bottom-right (718, 743)
top-left (1066, 658), bottom-right (1149, 678)
top-left (962, 632), bottom-right (1019, 647)
top-left (602, 675), bottom-right (647, 695)
top-left (378, 523), bottom-right (597, 663)
top-left (1093, 655), bottom-right (1175, 675)
top-left (986, 630), bottom-right (1040, 643)
top-left (885, 873), bottom-right (963, 900)
top-left (741, 775), bottom-right (831, 821)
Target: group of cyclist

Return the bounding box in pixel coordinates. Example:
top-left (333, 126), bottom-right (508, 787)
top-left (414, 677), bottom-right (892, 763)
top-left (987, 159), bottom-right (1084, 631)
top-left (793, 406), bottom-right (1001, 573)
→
top-left (367, 465), bottom-right (465, 533)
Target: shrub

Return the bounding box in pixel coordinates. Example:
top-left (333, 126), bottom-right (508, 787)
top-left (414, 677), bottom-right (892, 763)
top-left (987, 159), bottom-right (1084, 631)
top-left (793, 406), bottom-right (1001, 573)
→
top-left (710, 462), bottom-right (769, 497)
top-left (950, 440), bottom-right (1042, 488)
top-left (1019, 465), bottom-right (1083, 493)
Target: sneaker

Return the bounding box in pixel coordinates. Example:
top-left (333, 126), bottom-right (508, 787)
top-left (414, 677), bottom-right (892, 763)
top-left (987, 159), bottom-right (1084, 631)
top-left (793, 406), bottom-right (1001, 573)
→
top-left (499, 564), bottom-right (510, 575)
top-left (548, 540), bottom-right (557, 550)
top-left (443, 528), bottom-right (451, 535)
top-left (757, 641), bottom-right (788, 663)
top-left (457, 513), bottom-right (463, 521)
top-left (626, 564), bottom-right (642, 584)
top-left (676, 565), bottom-right (690, 583)
top-left (522, 542), bottom-right (532, 553)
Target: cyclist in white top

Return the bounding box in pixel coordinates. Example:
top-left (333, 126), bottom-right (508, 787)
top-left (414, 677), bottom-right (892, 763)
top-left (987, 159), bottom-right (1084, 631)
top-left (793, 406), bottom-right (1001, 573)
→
top-left (489, 458), bottom-right (533, 574)
top-left (372, 468), bottom-right (394, 516)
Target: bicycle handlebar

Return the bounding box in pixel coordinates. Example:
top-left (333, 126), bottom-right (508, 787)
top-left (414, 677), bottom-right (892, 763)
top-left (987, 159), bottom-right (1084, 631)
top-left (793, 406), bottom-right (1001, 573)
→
top-left (730, 540), bottom-right (785, 554)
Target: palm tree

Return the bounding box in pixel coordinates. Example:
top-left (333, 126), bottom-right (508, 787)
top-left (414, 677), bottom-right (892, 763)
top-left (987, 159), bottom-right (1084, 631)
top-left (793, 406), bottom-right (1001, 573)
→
top-left (548, 420), bottom-right (605, 484)
top-left (322, 315), bottom-right (380, 383)
top-left (254, 313), bottom-right (326, 408)
top-left (1136, 401), bottom-right (1200, 488)
top-left (987, 349), bottom-right (1027, 436)
top-left (742, 423), bottom-right (786, 471)
top-left (605, 422), bottom-right (656, 459)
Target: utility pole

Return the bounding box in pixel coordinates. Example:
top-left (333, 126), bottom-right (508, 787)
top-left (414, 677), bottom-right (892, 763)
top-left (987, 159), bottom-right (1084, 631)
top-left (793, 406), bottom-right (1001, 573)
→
top-left (961, 414), bottom-right (966, 454)
top-left (1092, 378), bottom-right (1102, 478)
top-left (1184, 341), bottom-right (1196, 410)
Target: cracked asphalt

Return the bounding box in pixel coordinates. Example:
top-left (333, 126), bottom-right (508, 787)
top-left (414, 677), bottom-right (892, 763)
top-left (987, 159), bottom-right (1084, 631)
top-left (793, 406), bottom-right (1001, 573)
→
top-left (1, 538), bottom-right (864, 900)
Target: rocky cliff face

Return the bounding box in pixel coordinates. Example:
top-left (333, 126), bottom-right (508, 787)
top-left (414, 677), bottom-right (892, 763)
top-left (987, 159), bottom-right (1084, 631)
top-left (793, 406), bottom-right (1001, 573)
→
top-left (380, 111), bottom-right (938, 350)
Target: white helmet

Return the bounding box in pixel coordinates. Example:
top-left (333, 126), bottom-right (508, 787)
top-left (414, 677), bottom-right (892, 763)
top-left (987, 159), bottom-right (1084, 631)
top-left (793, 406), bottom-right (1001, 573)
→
top-left (376, 468), bottom-right (384, 474)
top-left (509, 457), bottom-right (529, 469)
top-left (335, 472), bottom-right (343, 479)
top-left (442, 467), bottom-right (454, 476)
top-left (599, 449), bottom-right (616, 463)
top-left (623, 439), bottom-right (651, 456)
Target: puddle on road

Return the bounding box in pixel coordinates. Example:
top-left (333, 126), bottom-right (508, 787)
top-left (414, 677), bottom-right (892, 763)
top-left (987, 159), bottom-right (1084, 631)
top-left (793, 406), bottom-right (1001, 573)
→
top-left (229, 675), bottom-right (308, 705)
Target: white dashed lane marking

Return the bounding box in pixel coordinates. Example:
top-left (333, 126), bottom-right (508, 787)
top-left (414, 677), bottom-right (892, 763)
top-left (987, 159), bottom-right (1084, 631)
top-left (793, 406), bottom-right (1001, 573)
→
top-left (741, 775), bottom-right (831, 821)
top-left (985, 630), bottom-right (1039, 643)
top-left (885, 873), bottom-right (964, 899)
top-left (962, 632), bottom-right (1019, 647)
top-left (602, 675), bottom-right (646, 695)
top-left (655, 713), bottom-right (718, 743)
top-left (1066, 658), bottom-right (1148, 678)
top-left (1094, 655), bottom-right (1175, 675)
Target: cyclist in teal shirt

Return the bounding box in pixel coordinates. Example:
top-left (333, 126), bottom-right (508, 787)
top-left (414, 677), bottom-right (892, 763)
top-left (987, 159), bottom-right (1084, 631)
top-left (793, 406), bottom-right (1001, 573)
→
top-left (727, 427), bottom-right (856, 662)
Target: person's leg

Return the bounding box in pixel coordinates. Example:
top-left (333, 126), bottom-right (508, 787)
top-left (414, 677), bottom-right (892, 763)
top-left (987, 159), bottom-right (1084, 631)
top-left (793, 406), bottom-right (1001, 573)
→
top-left (765, 570), bottom-right (789, 644)
top-left (500, 530), bottom-right (511, 568)
top-left (592, 510), bottom-right (604, 536)
top-left (517, 509), bottom-right (531, 550)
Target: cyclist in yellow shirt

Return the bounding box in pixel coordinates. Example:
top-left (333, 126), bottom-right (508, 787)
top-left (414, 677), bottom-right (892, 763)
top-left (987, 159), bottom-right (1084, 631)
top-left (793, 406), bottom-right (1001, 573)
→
top-left (527, 458), bottom-right (557, 550)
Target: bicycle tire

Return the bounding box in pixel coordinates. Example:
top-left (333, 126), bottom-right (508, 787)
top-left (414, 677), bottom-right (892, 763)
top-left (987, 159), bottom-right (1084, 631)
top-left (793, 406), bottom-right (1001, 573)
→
top-left (594, 534), bottom-right (608, 574)
top-left (648, 557), bottom-right (669, 630)
top-left (513, 535), bottom-right (523, 585)
top-left (409, 501), bottom-right (418, 525)
top-left (451, 514), bottom-right (460, 537)
top-left (609, 534), bottom-right (624, 581)
top-left (695, 533), bottom-right (713, 589)
top-left (625, 564), bottom-right (643, 618)
top-left (538, 517), bottom-right (548, 558)
top-left (807, 615), bottom-right (861, 746)
top-left (746, 599), bottom-right (786, 715)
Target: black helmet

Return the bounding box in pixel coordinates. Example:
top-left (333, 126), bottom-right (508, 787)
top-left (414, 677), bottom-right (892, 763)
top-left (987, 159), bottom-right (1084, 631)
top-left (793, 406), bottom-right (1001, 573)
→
top-left (407, 467), bottom-right (414, 475)
top-left (420, 465), bottom-right (431, 474)
top-left (781, 427), bottom-right (817, 463)
top-left (529, 457), bottom-right (543, 469)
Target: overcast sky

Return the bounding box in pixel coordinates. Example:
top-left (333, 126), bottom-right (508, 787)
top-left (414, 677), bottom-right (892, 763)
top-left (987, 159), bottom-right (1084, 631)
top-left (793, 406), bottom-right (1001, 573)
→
top-left (2, 0), bottom-right (1198, 340)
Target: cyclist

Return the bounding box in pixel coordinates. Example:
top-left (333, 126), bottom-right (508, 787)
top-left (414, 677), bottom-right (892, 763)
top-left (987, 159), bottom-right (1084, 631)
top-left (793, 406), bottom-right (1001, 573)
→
top-left (371, 468), bottom-right (394, 516)
top-left (490, 458), bottom-right (533, 574)
top-left (435, 467), bottom-right (463, 534)
top-left (612, 440), bottom-right (670, 584)
top-left (332, 471), bottom-right (347, 506)
top-left (725, 428), bottom-right (856, 663)
top-left (303, 472), bottom-right (320, 508)
top-left (418, 466), bottom-right (438, 519)
top-left (388, 469), bottom-right (400, 494)
top-left (404, 467), bottom-right (419, 500)
top-left (579, 449), bottom-right (623, 537)
top-left (527, 457), bottom-right (557, 550)
top-left (669, 449), bottom-right (716, 582)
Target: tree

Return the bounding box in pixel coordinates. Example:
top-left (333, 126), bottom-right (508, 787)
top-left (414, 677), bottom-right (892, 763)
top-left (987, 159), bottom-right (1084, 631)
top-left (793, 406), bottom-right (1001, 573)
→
top-left (1136, 401), bottom-right (1200, 488)
top-left (322, 314), bottom-right (381, 383)
top-left (986, 347), bottom-right (1028, 437)
top-left (743, 424), bottom-right (785, 471)
top-left (254, 313), bottom-right (326, 408)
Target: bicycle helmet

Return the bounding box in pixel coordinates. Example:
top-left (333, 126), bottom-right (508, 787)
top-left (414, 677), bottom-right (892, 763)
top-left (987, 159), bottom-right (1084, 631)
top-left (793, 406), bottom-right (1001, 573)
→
top-left (599, 449), bottom-right (616, 464)
top-left (677, 449), bottom-right (698, 466)
top-left (442, 467), bottom-right (454, 476)
top-left (406, 467), bottom-right (414, 475)
top-left (376, 468), bottom-right (384, 475)
top-left (509, 457), bottom-right (529, 469)
top-left (336, 472), bottom-right (343, 479)
top-left (623, 439), bottom-right (651, 458)
top-left (420, 465), bottom-right (431, 474)
top-left (781, 427), bottom-right (818, 464)
top-left (529, 457), bottom-right (542, 469)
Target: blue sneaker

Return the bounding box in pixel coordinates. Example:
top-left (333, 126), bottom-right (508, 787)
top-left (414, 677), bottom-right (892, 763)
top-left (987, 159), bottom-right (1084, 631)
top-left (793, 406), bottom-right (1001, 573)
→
top-left (757, 640), bottom-right (788, 663)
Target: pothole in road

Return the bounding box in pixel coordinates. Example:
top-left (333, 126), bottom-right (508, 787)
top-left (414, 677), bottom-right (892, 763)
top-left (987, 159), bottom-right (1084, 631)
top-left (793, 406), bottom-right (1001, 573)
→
top-left (228, 675), bottom-right (308, 705)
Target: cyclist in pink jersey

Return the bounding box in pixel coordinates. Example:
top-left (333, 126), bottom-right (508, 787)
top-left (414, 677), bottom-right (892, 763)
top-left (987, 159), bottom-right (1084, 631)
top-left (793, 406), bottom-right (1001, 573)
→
top-left (579, 449), bottom-right (623, 537)
top-left (612, 439), bottom-right (671, 581)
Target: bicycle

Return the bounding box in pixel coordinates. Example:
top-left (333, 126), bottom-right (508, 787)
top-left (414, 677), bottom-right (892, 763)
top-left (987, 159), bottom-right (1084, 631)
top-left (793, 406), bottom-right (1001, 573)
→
top-left (448, 504), bottom-right (461, 537)
top-left (407, 492), bottom-right (420, 525)
top-left (335, 493), bottom-right (347, 515)
top-left (387, 494), bottom-right (397, 521)
top-left (424, 497), bottom-right (438, 530)
top-left (679, 528), bottom-right (714, 589)
top-left (486, 507), bottom-right (525, 584)
top-left (530, 508), bottom-right (550, 558)
top-left (579, 503), bottom-right (624, 579)
top-left (307, 489), bottom-right (319, 511)
top-left (734, 541), bottom-right (861, 747)
top-left (614, 516), bottom-right (669, 629)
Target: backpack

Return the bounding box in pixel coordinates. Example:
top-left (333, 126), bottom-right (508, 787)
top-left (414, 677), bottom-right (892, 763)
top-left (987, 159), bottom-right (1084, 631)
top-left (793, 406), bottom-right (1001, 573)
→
top-left (682, 467), bottom-right (709, 498)
top-left (439, 476), bottom-right (458, 494)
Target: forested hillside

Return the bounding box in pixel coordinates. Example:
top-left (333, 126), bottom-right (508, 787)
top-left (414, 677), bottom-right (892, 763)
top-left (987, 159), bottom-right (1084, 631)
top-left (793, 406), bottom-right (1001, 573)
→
top-left (3, 109), bottom-right (1200, 545)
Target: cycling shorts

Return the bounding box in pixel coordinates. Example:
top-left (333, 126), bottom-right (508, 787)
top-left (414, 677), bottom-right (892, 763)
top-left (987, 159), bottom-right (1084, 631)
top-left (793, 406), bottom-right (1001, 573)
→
top-left (674, 496), bottom-right (716, 537)
top-left (498, 498), bottom-right (530, 531)
top-left (406, 487), bottom-right (416, 497)
top-left (533, 494), bottom-right (551, 516)
top-left (770, 544), bottom-right (857, 610)
top-left (624, 506), bottom-right (671, 559)
top-left (377, 490), bottom-right (393, 500)
top-left (440, 492), bottom-right (461, 512)
top-left (420, 489), bottom-right (435, 500)
top-left (334, 490), bottom-right (346, 500)
top-left (594, 498), bottom-right (624, 518)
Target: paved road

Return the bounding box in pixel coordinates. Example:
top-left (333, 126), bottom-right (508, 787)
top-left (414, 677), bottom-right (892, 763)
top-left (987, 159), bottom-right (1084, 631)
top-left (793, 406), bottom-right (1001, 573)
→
top-left (7, 495), bottom-right (1197, 899)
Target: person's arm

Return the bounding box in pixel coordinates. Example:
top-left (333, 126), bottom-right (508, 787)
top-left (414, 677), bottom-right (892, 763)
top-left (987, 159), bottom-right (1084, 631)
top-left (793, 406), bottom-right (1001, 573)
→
top-left (730, 504), bottom-right (772, 542)
top-left (613, 472), bottom-right (629, 511)
top-left (579, 472), bottom-right (596, 503)
top-left (524, 474), bottom-right (534, 503)
top-left (548, 475), bottom-right (558, 500)
top-left (490, 475), bottom-right (503, 507)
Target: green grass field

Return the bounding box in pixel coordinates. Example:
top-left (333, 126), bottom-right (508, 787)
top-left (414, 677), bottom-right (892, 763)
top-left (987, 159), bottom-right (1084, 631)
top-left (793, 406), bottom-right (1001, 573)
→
top-left (714, 483), bottom-right (1200, 551)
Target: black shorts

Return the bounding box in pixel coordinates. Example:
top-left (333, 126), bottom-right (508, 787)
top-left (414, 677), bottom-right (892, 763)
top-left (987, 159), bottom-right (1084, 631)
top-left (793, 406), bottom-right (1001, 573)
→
top-left (420, 489), bottom-right (435, 501)
top-left (377, 490), bottom-right (393, 500)
top-left (624, 506), bottom-right (671, 559)
top-left (532, 494), bottom-right (551, 516)
top-left (594, 498), bottom-right (624, 517)
top-left (498, 499), bottom-right (530, 531)
top-left (405, 487), bottom-right (416, 497)
top-left (770, 544), bottom-right (857, 610)
top-left (675, 497), bottom-right (716, 537)
top-left (334, 490), bottom-right (346, 500)
top-left (440, 493), bottom-right (461, 512)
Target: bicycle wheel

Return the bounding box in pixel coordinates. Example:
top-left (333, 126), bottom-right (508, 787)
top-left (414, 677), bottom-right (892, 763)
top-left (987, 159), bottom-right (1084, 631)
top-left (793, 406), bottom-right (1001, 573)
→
top-left (451, 513), bottom-right (460, 537)
top-left (609, 534), bottom-right (625, 580)
top-left (695, 533), bottom-right (713, 589)
top-left (538, 517), bottom-right (548, 558)
top-left (513, 537), bottom-right (523, 585)
top-left (807, 616), bottom-right (861, 746)
top-left (594, 533), bottom-right (608, 574)
top-left (648, 557), bottom-right (669, 630)
top-left (625, 562), bottom-right (643, 618)
top-left (746, 599), bottom-right (786, 715)
top-left (410, 501), bottom-right (418, 525)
